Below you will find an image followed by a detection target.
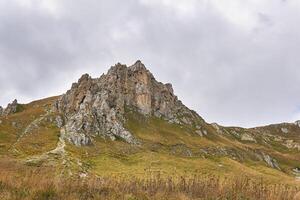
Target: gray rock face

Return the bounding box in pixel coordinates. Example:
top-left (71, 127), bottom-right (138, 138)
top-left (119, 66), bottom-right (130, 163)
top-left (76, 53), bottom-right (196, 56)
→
top-left (293, 167), bottom-right (300, 173)
top-left (262, 153), bottom-right (280, 170)
top-left (55, 116), bottom-right (64, 128)
top-left (284, 140), bottom-right (300, 151)
top-left (2, 99), bottom-right (18, 116)
top-left (295, 120), bottom-right (300, 127)
top-left (281, 127), bottom-right (289, 134)
top-left (241, 133), bottom-right (256, 142)
top-left (54, 61), bottom-right (204, 146)
top-left (0, 106), bottom-right (3, 116)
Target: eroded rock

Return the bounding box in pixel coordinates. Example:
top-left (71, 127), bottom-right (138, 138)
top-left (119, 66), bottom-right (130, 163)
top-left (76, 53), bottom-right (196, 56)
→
top-left (281, 127), bottom-right (289, 134)
top-left (293, 167), bottom-right (300, 173)
top-left (261, 153), bottom-right (280, 170)
top-left (295, 120), bottom-right (300, 128)
top-left (241, 133), bottom-right (256, 143)
top-left (284, 140), bottom-right (300, 151)
top-left (54, 61), bottom-right (205, 146)
top-left (2, 99), bottom-right (18, 116)
top-left (212, 123), bottom-right (223, 134)
top-left (55, 116), bottom-right (64, 128)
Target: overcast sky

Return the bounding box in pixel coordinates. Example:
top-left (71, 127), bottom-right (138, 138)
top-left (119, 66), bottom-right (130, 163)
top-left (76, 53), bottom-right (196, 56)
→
top-left (1, 0), bottom-right (300, 127)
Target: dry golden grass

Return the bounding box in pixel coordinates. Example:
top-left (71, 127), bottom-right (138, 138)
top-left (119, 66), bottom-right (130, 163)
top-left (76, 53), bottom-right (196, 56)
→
top-left (0, 158), bottom-right (298, 200)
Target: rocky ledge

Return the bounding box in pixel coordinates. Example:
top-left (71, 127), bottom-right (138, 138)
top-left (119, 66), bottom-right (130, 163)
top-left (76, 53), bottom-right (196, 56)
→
top-left (54, 61), bottom-right (205, 146)
top-left (0, 99), bottom-right (19, 116)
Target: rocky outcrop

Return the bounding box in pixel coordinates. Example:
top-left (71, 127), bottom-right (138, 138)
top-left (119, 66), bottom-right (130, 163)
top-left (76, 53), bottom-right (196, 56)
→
top-left (0, 106), bottom-right (3, 116)
top-left (261, 153), bottom-right (280, 170)
top-left (2, 99), bottom-right (18, 116)
top-left (54, 61), bottom-right (205, 146)
top-left (284, 140), bottom-right (300, 151)
top-left (295, 120), bottom-right (300, 128)
top-left (241, 133), bottom-right (256, 142)
top-left (281, 127), bottom-right (289, 134)
top-left (293, 167), bottom-right (300, 174)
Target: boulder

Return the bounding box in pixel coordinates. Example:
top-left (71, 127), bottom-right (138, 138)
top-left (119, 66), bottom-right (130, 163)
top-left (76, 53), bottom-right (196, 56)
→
top-left (293, 167), bottom-right (300, 173)
top-left (55, 115), bottom-right (64, 128)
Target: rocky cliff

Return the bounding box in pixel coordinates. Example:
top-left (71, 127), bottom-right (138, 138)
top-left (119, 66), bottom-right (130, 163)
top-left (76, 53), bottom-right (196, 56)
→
top-left (0, 99), bottom-right (19, 116)
top-left (54, 61), bottom-right (205, 146)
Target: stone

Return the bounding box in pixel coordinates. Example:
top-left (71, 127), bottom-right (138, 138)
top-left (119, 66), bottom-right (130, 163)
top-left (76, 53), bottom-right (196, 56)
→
top-left (262, 153), bottom-right (280, 170)
top-left (295, 120), bottom-right (300, 128)
top-left (171, 144), bottom-right (193, 157)
top-left (241, 133), bottom-right (256, 142)
top-left (79, 172), bottom-right (88, 178)
top-left (196, 130), bottom-right (204, 137)
top-left (212, 123), bottom-right (223, 134)
top-left (284, 140), bottom-right (300, 150)
top-left (54, 61), bottom-right (205, 146)
top-left (0, 106), bottom-right (3, 116)
top-left (55, 116), bottom-right (64, 128)
top-left (281, 127), bottom-right (289, 134)
top-left (3, 99), bottom-right (18, 116)
top-left (230, 130), bottom-right (240, 137)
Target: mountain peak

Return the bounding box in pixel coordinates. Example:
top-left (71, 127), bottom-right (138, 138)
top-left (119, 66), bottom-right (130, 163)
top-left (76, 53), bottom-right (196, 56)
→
top-left (129, 60), bottom-right (147, 72)
top-left (107, 60), bottom-right (149, 76)
top-left (54, 61), bottom-right (204, 146)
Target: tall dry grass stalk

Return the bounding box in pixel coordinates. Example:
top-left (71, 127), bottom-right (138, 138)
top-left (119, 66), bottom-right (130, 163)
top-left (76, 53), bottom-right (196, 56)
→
top-left (0, 158), bottom-right (298, 199)
top-left (0, 166), bottom-right (298, 200)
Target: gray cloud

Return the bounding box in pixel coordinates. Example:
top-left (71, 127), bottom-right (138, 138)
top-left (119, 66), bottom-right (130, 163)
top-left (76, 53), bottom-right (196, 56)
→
top-left (1, 0), bottom-right (300, 127)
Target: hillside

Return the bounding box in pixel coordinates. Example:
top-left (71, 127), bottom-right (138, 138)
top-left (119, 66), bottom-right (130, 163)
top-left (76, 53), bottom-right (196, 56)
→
top-left (0, 61), bottom-right (299, 199)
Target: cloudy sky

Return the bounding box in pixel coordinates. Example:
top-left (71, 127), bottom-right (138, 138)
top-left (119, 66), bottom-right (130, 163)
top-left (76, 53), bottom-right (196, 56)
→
top-left (1, 0), bottom-right (300, 127)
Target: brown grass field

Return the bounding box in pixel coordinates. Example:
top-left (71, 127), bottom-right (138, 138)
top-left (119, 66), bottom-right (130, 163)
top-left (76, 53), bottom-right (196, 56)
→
top-left (0, 158), bottom-right (299, 200)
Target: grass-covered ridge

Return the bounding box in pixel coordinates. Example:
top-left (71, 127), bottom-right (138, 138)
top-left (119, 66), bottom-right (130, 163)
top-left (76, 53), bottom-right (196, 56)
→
top-left (0, 97), bottom-right (300, 199)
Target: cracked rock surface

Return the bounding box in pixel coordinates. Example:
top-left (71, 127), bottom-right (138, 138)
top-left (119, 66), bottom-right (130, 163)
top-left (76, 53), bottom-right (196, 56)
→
top-left (1, 99), bottom-right (18, 116)
top-left (54, 61), bottom-right (204, 146)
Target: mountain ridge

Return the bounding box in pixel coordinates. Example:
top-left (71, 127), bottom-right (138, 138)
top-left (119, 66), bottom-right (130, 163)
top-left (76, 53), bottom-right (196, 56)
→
top-left (52, 60), bottom-right (205, 146)
top-left (0, 61), bottom-right (299, 186)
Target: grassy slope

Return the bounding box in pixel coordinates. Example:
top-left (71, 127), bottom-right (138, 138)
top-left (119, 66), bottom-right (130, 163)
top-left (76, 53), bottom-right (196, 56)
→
top-left (67, 108), bottom-right (299, 185)
top-left (0, 97), bottom-right (299, 188)
top-left (0, 97), bottom-right (60, 157)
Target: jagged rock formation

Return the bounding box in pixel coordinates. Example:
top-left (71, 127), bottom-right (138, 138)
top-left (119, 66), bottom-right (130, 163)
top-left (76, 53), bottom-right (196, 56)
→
top-left (1, 99), bottom-right (18, 116)
top-left (295, 120), bottom-right (300, 127)
top-left (54, 61), bottom-right (205, 146)
top-left (261, 153), bottom-right (280, 170)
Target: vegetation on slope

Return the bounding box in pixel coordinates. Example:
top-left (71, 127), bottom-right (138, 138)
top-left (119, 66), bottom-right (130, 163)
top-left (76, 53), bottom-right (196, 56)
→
top-left (0, 97), bottom-right (300, 199)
